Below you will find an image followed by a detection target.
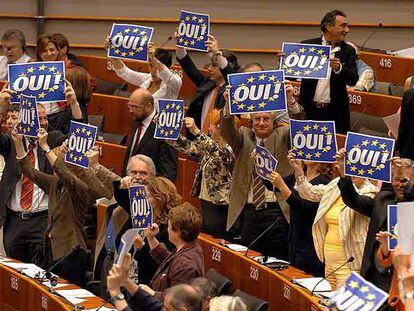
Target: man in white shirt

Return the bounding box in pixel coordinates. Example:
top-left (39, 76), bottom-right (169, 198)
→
top-left (0, 29), bottom-right (31, 81)
top-left (0, 88), bottom-right (65, 266)
top-left (109, 42), bottom-right (182, 103)
top-left (299, 10), bottom-right (359, 133)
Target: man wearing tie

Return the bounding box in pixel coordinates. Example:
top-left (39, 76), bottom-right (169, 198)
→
top-left (0, 95), bottom-right (64, 266)
top-left (299, 10), bottom-right (359, 133)
top-left (122, 89), bottom-right (177, 180)
top-left (0, 29), bottom-right (31, 81)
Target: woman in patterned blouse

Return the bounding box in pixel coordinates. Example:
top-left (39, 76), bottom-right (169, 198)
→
top-left (168, 109), bottom-right (239, 239)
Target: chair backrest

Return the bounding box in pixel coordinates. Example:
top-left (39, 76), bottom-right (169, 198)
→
top-left (88, 114), bottom-right (105, 132)
top-left (206, 268), bottom-right (232, 296)
top-left (233, 289), bottom-right (268, 311)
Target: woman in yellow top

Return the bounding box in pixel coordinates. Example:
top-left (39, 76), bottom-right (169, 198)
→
top-left (290, 149), bottom-right (379, 288)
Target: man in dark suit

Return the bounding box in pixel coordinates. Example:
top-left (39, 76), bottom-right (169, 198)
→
top-left (122, 88), bottom-right (177, 180)
top-left (396, 89), bottom-right (414, 160)
top-left (337, 157), bottom-right (414, 291)
top-left (176, 35), bottom-right (240, 136)
top-left (0, 103), bottom-right (65, 266)
top-left (299, 10), bottom-right (359, 133)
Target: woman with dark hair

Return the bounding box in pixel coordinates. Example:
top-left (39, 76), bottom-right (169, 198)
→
top-left (267, 160), bottom-right (332, 276)
top-left (107, 40), bottom-right (182, 102)
top-left (35, 34), bottom-right (86, 132)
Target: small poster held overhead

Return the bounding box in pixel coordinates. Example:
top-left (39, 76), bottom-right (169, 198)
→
top-left (176, 10), bottom-right (210, 52)
top-left (107, 23), bottom-right (154, 62)
top-left (8, 61), bottom-right (66, 103)
top-left (16, 95), bottom-right (40, 138)
top-left (280, 43), bottom-right (331, 79)
top-left (228, 70), bottom-right (286, 115)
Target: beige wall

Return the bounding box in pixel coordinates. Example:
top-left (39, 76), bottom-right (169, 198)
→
top-left (1, 0), bottom-right (413, 68)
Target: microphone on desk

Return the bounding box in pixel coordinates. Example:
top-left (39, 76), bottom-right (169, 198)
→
top-left (39, 247), bottom-right (78, 286)
top-left (360, 22), bottom-right (383, 52)
top-left (310, 256), bottom-right (355, 295)
top-left (159, 32), bottom-right (175, 48)
top-left (244, 217), bottom-right (281, 259)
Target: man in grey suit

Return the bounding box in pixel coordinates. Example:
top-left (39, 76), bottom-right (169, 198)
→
top-left (220, 86), bottom-right (298, 260)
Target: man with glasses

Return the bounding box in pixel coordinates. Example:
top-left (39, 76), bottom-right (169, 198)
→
top-left (91, 152), bottom-right (157, 299)
top-left (0, 29), bottom-right (31, 81)
top-left (220, 89), bottom-right (296, 260)
top-left (122, 88), bottom-right (177, 180)
top-left (337, 156), bottom-right (414, 291)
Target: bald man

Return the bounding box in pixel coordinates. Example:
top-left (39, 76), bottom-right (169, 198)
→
top-left (122, 88), bottom-right (177, 180)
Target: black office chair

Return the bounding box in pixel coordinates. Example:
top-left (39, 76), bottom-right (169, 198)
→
top-left (206, 268), bottom-right (232, 296)
top-left (233, 289), bottom-right (268, 311)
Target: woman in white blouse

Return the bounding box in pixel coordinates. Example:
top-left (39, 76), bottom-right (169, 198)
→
top-left (108, 42), bottom-right (182, 102)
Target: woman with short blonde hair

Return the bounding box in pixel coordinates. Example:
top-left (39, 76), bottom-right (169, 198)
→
top-left (209, 296), bottom-right (248, 311)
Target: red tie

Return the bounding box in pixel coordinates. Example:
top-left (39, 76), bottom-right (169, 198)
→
top-left (131, 121), bottom-right (143, 156)
top-left (20, 143), bottom-right (36, 210)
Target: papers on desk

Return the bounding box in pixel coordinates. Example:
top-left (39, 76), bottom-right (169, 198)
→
top-left (56, 289), bottom-right (96, 298)
top-left (226, 244), bottom-right (248, 252)
top-left (56, 289), bottom-right (96, 306)
top-left (0, 262), bottom-right (45, 278)
top-left (85, 307), bottom-right (117, 311)
top-left (42, 281), bottom-right (68, 289)
top-left (253, 256), bottom-right (290, 265)
top-left (292, 277), bottom-right (332, 292)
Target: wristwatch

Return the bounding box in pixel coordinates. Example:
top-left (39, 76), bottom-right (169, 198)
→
top-left (110, 292), bottom-right (125, 303)
top-left (42, 146), bottom-right (52, 154)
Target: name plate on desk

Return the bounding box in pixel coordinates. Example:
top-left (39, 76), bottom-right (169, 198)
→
top-left (10, 275), bottom-right (19, 291)
top-left (41, 294), bottom-right (48, 310)
top-left (249, 266), bottom-right (259, 281)
top-left (211, 247), bottom-right (222, 263)
top-left (283, 284), bottom-right (291, 301)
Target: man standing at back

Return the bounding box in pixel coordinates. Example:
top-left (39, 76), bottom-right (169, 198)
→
top-left (299, 10), bottom-right (358, 133)
top-left (0, 29), bottom-right (31, 81)
top-left (122, 88), bottom-right (177, 180)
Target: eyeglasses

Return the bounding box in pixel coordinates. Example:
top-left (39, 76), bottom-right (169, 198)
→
top-left (252, 116), bottom-right (272, 123)
top-left (130, 170), bottom-right (149, 177)
top-left (127, 103), bottom-right (143, 110)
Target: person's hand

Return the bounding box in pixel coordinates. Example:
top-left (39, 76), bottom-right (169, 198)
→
top-left (393, 246), bottom-right (411, 278)
top-left (287, 150), bottom-right (304, 175)
top-left (10, 128), bottom-right (22, 143)
top-left (107, 265), bottom-right (123, 295)
top-left (37, 128), bottom-right (49, 150)
top-left (269, 171), bottom-right (284, 188)
top-left (133, 234), bottom-right (145, 249)
top-left (148, 42), bottom-right (156, 60)
top-left (250, 149), bottom-right (257, 161)
top-left (184, 117), bottom-right (200, 136)
top-left (146, 223), bottom-right (160, 240)
top-left (401, 273), bottom-right (414, 304)
top-left (223, 85), bottom-right (231, 115)
top-left (119, 176), bottom-right (134, 189)
top-left (0, 82), bottom-right (13, 108)
top-left (334, 148), bottom-right (346, 177)
top-left (329, 57), bottom-right (341, 72)
top-left (206, 35), bottom-right (220, 54)
top-left (138, 284), bottom-right (155, 296)
top-left (104, 36), bottom-right (111, 52)
top-left (85, 146), bottom-right (100, 169)
top-left (285, 81), bottom-right (295, 105)
top-left (391, 156), bottom-right (402, 169)
top-left (64, 79), bottom-right (78, 107)
top-left (375, 231), bottom-right (391, 258)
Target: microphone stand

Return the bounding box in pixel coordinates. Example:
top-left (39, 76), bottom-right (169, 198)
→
top-left (310, 257), bottom-right (355, 295)
top-left (244, 218), bottom-right (280, 260)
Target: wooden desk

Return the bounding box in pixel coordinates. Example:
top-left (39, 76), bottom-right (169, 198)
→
top-left (359, 51), bottom-right (414, 86)
top-left (290, 81), bottom-right (401, 117)
top-left (0, 259), bottom-right (114, 311)
top-left (199, 234), bottom-right (324, 311)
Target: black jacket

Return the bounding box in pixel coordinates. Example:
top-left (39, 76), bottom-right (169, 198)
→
top-left (0, 130), bottom-right (65, 226)
top-left (177, 54), bottom-right (235, 133)
top-left (338, 176), bottom-right (394, 291)
top-left (123, 288), bottom-right (163, 311)
top-left (122, 120), bottom-right (178, 180)
top-left (396, 89), bottom-right (414, 160)
top-left (299, 37), bottom-right (358, 133)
